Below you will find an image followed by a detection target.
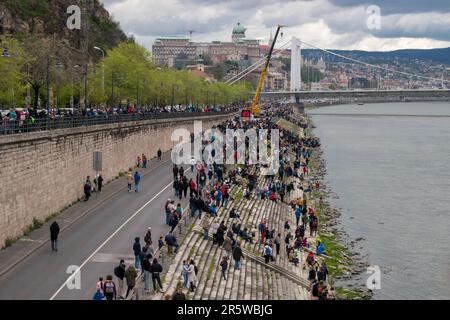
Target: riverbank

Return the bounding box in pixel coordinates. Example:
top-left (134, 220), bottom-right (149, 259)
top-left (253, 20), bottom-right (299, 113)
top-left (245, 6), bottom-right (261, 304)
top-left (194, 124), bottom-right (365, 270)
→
top-left (303, 115), bottom-right (373, 300)
top-left (303, 96), bottom-right (450, 109)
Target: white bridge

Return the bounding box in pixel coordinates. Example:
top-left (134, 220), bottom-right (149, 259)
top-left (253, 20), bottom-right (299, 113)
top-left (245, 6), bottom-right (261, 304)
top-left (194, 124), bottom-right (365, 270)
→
top-left (225, 36), bottom-right (449, 103)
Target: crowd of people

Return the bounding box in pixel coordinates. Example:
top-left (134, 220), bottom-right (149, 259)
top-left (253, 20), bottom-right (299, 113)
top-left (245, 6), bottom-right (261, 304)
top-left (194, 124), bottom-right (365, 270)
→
top-left (49, 101), bottom-right (335, 300)
top-left (160, 104), bottom-right (335, 300)
top-left (0, 103), bottom-right (239, 134)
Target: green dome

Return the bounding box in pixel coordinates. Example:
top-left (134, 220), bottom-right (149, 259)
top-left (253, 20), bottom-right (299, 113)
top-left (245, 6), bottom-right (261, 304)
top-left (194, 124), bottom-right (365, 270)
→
top-left (232, 22), bottom-right (246, 35)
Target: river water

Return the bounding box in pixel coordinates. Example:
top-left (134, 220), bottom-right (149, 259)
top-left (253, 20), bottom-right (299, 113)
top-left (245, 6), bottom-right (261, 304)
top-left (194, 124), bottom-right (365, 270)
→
top-left (308, 102), bottom-right (450, 300)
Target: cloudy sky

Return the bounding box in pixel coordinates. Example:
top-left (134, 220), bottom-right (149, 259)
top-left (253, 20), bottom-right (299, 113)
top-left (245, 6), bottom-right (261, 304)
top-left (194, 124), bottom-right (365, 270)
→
top-left (101, 0), bottom-right (450, 52)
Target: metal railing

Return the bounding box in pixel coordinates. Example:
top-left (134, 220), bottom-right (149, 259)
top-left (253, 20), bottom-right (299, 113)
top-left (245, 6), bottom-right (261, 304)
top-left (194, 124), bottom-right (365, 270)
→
top-left (0, 110), bottom-right (238, 135)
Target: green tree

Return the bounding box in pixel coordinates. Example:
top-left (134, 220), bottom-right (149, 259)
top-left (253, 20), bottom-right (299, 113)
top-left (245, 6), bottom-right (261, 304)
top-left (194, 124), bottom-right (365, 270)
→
top-left (0, 37), bottom-right (27, 108)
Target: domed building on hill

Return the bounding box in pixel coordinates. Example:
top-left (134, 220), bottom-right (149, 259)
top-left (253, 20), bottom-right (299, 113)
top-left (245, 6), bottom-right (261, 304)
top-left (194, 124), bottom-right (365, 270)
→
top-left (152, 22), bottom-right (260, 69)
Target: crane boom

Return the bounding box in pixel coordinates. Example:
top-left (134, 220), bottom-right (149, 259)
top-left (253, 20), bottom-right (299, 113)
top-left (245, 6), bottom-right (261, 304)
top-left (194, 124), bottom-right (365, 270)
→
top-left (250, 25), bottom-right (283, 116)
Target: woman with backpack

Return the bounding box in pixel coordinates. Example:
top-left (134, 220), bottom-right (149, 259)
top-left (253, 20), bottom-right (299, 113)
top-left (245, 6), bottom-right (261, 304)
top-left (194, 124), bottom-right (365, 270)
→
top-left (103, 275), bottom-right (117, 300)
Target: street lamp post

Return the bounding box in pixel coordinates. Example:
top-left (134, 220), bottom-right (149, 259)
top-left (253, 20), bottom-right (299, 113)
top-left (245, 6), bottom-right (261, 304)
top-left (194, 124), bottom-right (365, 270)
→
top-left (94, 46), bottom-right (105, 102)
top-left (46, 56), bottom-right (50, 130)
top-left (171, 84), bottom-right (178, 108)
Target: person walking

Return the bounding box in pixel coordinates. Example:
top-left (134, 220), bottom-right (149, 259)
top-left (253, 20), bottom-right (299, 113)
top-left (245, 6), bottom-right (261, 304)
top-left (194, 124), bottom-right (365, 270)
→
top-left (103, 275), bottom-right (117, 300)
top-left (132, 237), bottom-right (142, 269)
top-left (144, 227), bottom-right (153, 251)
top-left (202, 216), bottom-right (211, 240)
top-left (210, 220), bottom-right (220, 245)
top-left (220, 257), bottom-right (228, 280)
top-left (232, 242), bottom-right (244, 270)
top-left (150, 258), bottom-right (164, 293)
top-left (223, 236), bottom-right (233, 258)
top-left (190, 157), bottom-right (196, 172)
top-left (124, 265), bottom-right (137, 299)
top-left (157, 149), bottom-right (162, 161)
top-left (134, 171), bottom-right (141, 193)
top-left (127, 172), bottom-right (133, 193)
top-left (173, 165), bottom-right (179, 181)
top-left (188, 259), bottom-right (198, 292)
top-left (142, 154), bottom-right (147, 168)
top-left (182, 176), bottom-right (189, 198)
top-left (274, 233), bottom-right (281, 257)
top-left (97, 175), bottom-right (104, 193)
top-left (264, 243), bottom-right (274, 264)
top-left (114, 260), bottom-right (126, 299)
top-left (50, 221), bottom-right (60, 252)
top-left (142, 254), bottom-right (152, 293)
top-left (182, 261), bottom-right (190, 289)
top-left (165, 231), bottom-right (179, 255)
top-left (84, 176), bottom-right (92, 201)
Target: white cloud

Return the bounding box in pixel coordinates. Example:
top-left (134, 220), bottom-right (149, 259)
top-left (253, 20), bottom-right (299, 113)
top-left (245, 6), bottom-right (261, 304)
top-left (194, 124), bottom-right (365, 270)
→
top-left (100, 0), bottom-right (450, 51)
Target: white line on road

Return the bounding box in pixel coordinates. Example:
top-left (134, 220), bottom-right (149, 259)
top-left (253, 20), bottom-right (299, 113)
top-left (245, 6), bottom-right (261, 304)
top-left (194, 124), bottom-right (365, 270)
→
top-left (49, 175), bottom-right (180, 300)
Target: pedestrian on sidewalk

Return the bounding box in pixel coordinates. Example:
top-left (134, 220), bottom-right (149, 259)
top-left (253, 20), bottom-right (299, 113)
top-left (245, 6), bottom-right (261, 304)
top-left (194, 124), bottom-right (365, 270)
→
top-left (157, 149), bottom-right (162, 161)
top-left (50, 221), bottom-right (60, 252)
top-left (127, 172), bottom-right (133, 192)
top-left (125, 265), bottom-right (137, 299)
top-left (223, 236), bottom-right (233, 258)
top-left (188, 259), bottom-right (198, 292)
top-left (142, 254), bottom-right (152, 293)
top-left (133, 237), bottom-right (142, 269)
top-left (134, 171), bottom-right (141, 193)
top-left (220, 257), bottom-right (228, 280)
top-left (142, 154), bottom-right (147, 168)
top-left (232, 242), bottom-right (244, 270)
top-left (182, 176), bottom-right (189, 198)
top-left (173, 164), bottom-right (179, 181)
top-left (103, 275), bottom-right (117, 300)
top-left (165, 231), bottom-right (179, 255)
top-left (165, 199), bottom-right (172, 225)
top-left (274, 233), bottom-right (281, 257)
top-left (202, 216), bottom-right (211, 240)
top-left (264, 244), bottom-right (274, 264)
top-left (97, 175), bottom-right (104, 193)
top-left (114, 260), bottom-right (126, 299)
top-left (144, 227), bottom-right (153, 251)
top-left (84, 176), bottom-right (92, 201)
top-left (96, 277), bottom-right (105, 294)
top-left (150, 258), bottom-right (164, 293)
top-left (182, 261), bottom-right (190, 289)
top-left (190, 157), bottom-right (196, 172)
top-left (158, 236), bottom-right (164, 251)
top-left (210, 220), bottom-right (220, 245)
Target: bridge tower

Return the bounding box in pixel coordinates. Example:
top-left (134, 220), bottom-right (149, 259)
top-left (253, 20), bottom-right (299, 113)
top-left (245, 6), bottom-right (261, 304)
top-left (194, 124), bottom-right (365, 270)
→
top-left (290, 37), bottom-right (304, 113)
top-left (290, 37), bottom-right (302, 94)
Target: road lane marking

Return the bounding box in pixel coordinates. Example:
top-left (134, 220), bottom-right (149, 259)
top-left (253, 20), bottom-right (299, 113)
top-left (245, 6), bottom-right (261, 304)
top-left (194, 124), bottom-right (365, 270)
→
top-left (49, 168), bottom-right (190, 300)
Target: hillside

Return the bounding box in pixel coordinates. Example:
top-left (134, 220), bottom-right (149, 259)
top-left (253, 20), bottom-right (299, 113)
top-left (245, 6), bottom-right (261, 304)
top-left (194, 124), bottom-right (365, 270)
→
top-left (0, 0), bottom-right (128, 56)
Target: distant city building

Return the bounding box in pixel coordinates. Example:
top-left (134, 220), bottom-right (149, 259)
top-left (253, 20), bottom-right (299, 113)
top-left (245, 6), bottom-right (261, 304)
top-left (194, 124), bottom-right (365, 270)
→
top-left (348, 77), bottom-right (371, 89)
top-left (152, 22), bottom-right (260, 69)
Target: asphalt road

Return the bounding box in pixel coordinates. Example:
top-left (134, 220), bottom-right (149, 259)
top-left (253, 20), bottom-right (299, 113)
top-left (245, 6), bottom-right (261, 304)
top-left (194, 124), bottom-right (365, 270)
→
top-left (0, 154), bottom-right (195, 300)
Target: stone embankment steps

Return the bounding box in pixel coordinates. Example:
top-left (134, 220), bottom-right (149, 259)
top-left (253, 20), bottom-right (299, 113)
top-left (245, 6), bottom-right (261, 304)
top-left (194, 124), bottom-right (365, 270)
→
top-left (155, 131), bottom-right (324, 301)
top-left (180, 181), bottom-right (311, 300)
